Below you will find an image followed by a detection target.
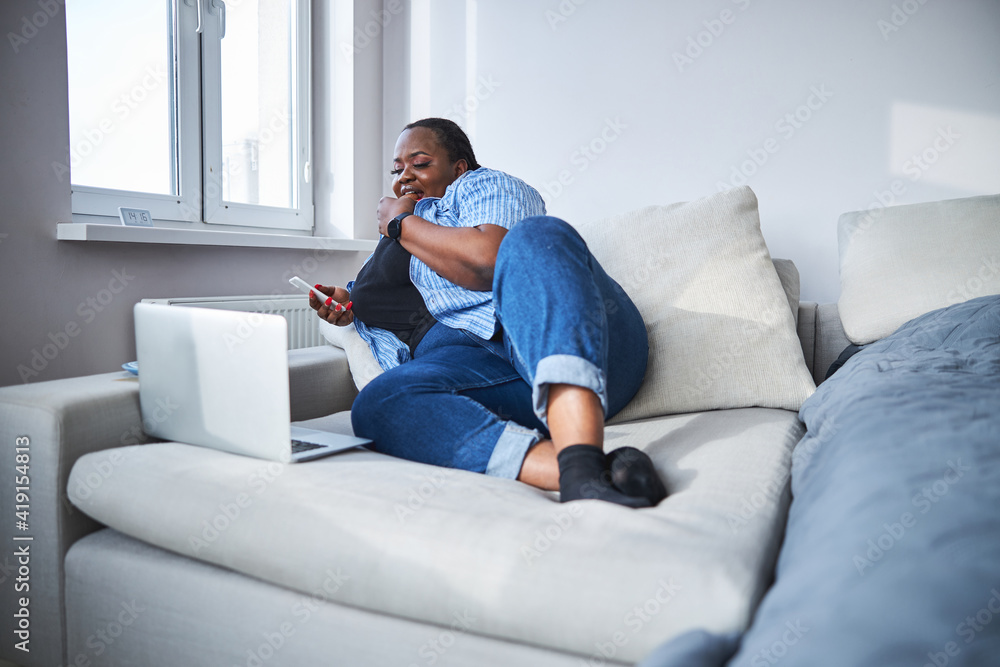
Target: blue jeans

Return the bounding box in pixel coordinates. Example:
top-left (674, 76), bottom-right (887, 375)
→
top-left (351, 216), bottom-right (649, 479)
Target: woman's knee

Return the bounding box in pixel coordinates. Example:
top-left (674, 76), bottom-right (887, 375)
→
top-left (495, 216), bottom-right (586, 286)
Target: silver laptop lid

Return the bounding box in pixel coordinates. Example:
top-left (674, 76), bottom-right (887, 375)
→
top-left (134, 303), bottom-right (291, 461)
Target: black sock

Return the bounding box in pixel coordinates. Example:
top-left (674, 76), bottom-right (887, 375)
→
top-left (557, 445), bottom-right (651, 508)
top-left (607, 447), bottom-right (668, 506)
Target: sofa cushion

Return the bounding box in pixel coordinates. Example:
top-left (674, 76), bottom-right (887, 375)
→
top-left (837, 192), bottom-right (1000, 344)
top-left (68, 407), bottom-right (803, 664)
top-left (576, 186), bottom-right (815, 421)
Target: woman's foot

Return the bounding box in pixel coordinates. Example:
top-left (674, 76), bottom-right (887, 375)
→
top-left (607, 446), bottom-right (668, 506)
top-left (557, 444), bottom-right (651, 508)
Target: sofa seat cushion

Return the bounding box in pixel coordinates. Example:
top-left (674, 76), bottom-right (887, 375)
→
top-left (68, 408), bottom-right (803, 664)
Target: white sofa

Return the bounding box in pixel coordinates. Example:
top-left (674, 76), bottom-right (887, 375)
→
top-left (2, 188), bottom-right (994, 667)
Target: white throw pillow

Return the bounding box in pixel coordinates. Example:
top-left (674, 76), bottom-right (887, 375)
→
top-left (838, 193), bottom-right (1000, 345)
top-left (318, 320), bottom-right (383, 391)
top-left (574, 186), bottom-right (816, 422)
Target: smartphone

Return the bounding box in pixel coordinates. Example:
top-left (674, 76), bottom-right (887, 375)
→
top-left (289, 276), bottom-right (350, 310)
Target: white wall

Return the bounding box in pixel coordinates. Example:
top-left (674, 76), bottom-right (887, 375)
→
top-left (401, 0), bottom-right (1000, 302)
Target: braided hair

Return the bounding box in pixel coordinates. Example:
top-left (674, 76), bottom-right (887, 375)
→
top-left (404, 118), bottom-right (481, 171)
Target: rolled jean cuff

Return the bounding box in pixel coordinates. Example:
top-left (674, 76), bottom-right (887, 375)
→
top-left (485, 422), bottom-right (544, 479)
top-left (531, 354), bottom-right (608, 429)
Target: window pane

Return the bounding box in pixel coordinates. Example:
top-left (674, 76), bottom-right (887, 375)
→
top-left (66, 0), bottom-right (176, 195)
top-left (221, 0), bottom-right (296, 208)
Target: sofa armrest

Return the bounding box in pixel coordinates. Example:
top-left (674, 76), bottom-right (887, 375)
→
top-left (797, 301), bottom-right (818, 381)
top-left (0, 344), bottom-right (353, 666)
top-left (0, 372), bottom-right (152, 667)
top-left (813, 303), bottom-right (851, 385)
top-left (288, 344), bottom-right (357, 421)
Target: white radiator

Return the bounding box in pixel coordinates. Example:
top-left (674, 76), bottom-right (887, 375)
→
top-left (140, 295), bottom-right (322, 350)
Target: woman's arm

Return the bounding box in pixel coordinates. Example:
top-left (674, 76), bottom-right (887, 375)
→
top-left (377, 196), bottom-right (506, 292)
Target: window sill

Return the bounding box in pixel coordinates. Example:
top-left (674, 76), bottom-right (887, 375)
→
top-left (56, 223), bottom-right (377, 252)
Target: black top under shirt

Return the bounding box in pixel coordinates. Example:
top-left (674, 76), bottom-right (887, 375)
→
top-left (349, 236), bottom-right (437, 355)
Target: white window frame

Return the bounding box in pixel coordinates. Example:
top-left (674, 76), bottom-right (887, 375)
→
top-left (69, 0), bottom-right (313, 233)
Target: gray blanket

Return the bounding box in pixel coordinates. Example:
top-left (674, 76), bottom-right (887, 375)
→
top-left (641, 294), bottom-right (1000, 666)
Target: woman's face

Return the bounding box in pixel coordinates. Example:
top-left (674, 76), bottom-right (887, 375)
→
top-left (391, 127), bottom-right (468, 201)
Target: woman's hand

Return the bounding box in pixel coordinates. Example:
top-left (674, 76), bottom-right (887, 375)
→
top-left (308, 284), bottom-right (354, 326)
top-left (377, 195), bottom-right (418, 236)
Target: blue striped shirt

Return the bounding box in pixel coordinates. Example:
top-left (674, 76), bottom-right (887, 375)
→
top-left (349, 168), bottom-right (546, 370)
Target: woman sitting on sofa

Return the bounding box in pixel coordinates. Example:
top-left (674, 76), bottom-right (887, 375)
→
top-left (309, 118), bottom-right (666, 508)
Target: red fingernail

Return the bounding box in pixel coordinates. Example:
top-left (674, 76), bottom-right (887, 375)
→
top-left (314, 284), bottom-right (322, 289)
top-left (335, 303), bottom-right (342, 312)
top-left (325, 297), bottom-right (333, 306)
top-left (346, 301), bottom-right (353, 310)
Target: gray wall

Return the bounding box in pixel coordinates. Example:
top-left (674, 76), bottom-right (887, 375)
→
top-left (0, 1), bottom-right (374, 388)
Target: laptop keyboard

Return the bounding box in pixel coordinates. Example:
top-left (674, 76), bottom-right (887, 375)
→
top-left (291, 439), bottom-right (324, 454)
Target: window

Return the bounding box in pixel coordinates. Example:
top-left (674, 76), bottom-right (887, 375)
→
top-left (65, 0), bottom-right (312, 232)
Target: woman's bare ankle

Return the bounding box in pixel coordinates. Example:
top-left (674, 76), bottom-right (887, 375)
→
top-left (517, 439), bottom-right (559, 490)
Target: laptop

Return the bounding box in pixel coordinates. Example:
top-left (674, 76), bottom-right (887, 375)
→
top-left (133, 302), bottom-right (371, 462)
